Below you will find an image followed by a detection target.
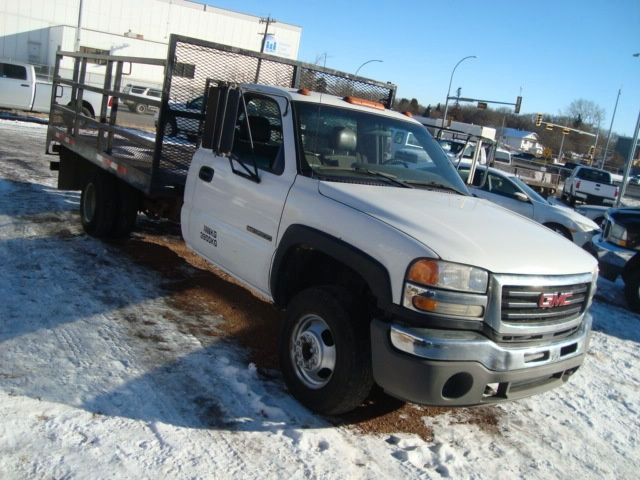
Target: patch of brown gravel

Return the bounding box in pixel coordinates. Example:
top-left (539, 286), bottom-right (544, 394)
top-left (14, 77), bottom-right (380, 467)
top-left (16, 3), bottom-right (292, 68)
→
top-left (112, 220), bottom-right (502, 440)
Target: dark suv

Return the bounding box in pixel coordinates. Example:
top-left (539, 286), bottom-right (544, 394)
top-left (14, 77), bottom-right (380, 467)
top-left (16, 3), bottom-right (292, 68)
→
top-left (122, 84), bottom-right (162, 114)
top-left (592, 207), bottom-right (640, 312)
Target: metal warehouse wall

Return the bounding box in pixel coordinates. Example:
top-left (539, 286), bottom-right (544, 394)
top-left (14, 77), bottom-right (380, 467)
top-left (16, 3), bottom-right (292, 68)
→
top-left (0, 0), bottom-right (301, 84)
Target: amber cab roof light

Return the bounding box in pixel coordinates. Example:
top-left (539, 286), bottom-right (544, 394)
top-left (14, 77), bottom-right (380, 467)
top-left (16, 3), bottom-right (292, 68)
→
top-left (343, 96), bottom-right (385, 110)
top-left (297, 87), bottom-right (311, 96)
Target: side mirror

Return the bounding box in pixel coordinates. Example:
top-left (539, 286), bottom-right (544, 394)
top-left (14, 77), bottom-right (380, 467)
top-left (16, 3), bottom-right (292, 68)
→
top-left (218, 87), bottom-right (240, 155)
top-left (514, 191), bottom-right (529, 203)
top-left (202, 86), bottom-right (221, 149)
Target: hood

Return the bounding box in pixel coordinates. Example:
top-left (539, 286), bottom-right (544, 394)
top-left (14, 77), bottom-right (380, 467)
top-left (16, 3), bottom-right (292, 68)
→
top-left (319, 182), bottom-right (597, 275)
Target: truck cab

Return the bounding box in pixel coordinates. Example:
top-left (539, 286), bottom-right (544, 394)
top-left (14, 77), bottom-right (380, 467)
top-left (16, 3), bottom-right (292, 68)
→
top-left (181, 83), bottom-right (598, 414)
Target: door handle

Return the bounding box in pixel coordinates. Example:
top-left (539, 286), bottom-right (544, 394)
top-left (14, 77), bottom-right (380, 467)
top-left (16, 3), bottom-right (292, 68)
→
top-left (199, 166), bottom-right (214, 182)
top-left (21, 84), bottom-right (29, 87)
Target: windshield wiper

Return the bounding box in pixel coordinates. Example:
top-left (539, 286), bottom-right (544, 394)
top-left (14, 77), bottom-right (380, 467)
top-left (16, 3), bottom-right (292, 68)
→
top-left (352, 165), bottom-right (414, 188)
top-left (406, 180), bottom-right (465, 195)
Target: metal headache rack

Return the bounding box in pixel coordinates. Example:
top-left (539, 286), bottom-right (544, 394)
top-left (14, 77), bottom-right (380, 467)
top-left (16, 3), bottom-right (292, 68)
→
top-left (47, 34), bottom-right (397, 197)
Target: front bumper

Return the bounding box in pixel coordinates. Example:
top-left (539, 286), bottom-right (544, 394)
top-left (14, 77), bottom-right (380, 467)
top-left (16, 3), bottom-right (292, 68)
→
top-left (591, 233), bottom-right (634, 280)
top-left (371, 313), bottom-right (591, 406)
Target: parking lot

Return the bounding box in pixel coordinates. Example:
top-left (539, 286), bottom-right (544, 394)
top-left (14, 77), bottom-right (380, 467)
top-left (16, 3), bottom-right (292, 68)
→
top-left (0, 119), bottom-right (638, 479)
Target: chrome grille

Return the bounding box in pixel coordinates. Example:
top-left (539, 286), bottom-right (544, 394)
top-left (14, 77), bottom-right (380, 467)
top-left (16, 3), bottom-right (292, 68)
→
top-left (501, 283), bottom-right (589, 325)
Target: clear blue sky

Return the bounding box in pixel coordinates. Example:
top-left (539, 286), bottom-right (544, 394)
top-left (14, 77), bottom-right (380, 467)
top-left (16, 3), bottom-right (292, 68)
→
top-left (206, 0), bottom-right (640, 137)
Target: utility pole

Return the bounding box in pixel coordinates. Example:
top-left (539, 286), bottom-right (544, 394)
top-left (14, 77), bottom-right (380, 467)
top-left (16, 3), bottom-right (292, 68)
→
top-left (255, 15), bottom-right (276, 83)
top-left (74, 0), bottom-right (84, 52)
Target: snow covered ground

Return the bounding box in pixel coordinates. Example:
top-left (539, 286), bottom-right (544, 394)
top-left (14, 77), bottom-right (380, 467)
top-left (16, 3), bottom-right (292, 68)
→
top-left (0, 119), bottom-right (638, 479)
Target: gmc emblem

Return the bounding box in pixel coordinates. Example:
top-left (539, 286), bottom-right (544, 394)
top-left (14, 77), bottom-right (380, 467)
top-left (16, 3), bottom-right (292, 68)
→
top-left (538, 292), bottom-right (572, 308)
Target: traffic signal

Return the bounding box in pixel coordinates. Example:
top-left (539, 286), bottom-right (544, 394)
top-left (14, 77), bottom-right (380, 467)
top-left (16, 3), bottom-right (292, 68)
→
top-left (563, 127), bottom-right (571, 134)
top-left (515, 96), bottom-right (522, 114)
top-left (477, 102), bottom-right (488, 110)
top-left (535, 113), bottom-right (543, 127)
top-left (588, 145), bottom-right (595, 158)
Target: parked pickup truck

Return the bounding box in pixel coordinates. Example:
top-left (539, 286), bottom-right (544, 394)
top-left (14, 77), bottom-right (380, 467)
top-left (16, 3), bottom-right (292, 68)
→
top-left (562, 165), bottom-right (618, 206)
top-left (0, 59), bottom-right (103, 118)
top-left (46, 35), bottom-right (598, 415)
top-left (592, 208), bottom-right (640, 312)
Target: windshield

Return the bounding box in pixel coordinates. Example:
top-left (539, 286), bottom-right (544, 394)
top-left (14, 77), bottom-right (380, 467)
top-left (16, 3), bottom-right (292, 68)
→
top-left (577, 168), bottom-right (611, 184)
top-left (510, 176), bottom-right (548, 203)
top-left (293, 101), bottom-right (469, 194)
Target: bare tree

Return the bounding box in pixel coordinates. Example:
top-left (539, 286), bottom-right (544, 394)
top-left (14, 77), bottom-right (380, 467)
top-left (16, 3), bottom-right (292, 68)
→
top-left (565, 99), bottom-right (605, 127)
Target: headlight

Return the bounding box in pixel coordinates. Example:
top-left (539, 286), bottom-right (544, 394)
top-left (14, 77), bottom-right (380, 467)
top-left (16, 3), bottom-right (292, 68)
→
top-left (403, 259), bottom-right (489, 319)
top-left (406, 259), bottom-right (488, 293)
top-left (609, 222), bottom-right (629, 247)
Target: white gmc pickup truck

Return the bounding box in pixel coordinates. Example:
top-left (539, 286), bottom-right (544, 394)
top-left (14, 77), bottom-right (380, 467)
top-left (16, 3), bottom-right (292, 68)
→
top-left (47, 36), bottom-right (598, 415)
top-left (0, 59), bottom-right (103, 118)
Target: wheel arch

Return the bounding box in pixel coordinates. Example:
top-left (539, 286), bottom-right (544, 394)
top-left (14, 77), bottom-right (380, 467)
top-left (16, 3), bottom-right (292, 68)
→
top-left (543, 222), bottom-right (572, 241)
top-left (270, 225), bottom-right (393, 310)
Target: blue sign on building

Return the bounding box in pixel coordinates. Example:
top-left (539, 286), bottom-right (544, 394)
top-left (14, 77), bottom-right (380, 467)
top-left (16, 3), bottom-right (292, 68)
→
top-left (264, 34), bottom-right (277, 54)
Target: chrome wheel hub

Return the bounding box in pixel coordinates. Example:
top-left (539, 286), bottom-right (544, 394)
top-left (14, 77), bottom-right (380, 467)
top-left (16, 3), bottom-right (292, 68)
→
top-left (290, 314), bottom-right (336, 389)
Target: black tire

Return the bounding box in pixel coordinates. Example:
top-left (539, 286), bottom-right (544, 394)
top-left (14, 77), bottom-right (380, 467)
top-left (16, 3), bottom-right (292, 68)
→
top-left (135, 103), bottom-right (147, 114)
top-left (623, 270), bottom-right (640, 313)
top-left (80, 171), bottom-right (117, 237)
top-left (544, 223), bottom-right (572, 241)
top-left (279, 286), bottom-right (373, 415)
top-left (111, 180), bottom-right (140, 238)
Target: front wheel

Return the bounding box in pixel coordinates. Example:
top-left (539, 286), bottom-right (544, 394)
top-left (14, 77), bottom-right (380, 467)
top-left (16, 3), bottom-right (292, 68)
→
top-left (279, 287), bottom-right (373, 415)
top-left (623, 270), bottom-right (640, 313)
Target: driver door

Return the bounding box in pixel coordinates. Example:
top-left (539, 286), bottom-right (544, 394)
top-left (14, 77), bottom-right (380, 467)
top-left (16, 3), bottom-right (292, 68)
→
top-left (184, 93), bottom-right (295, 295)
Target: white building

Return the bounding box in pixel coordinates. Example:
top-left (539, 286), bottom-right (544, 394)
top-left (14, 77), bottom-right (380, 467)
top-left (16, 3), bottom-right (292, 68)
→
top-left (0, 0), bottom-right (302, 86)
top-left (500, 127), bottom-right (543, 156)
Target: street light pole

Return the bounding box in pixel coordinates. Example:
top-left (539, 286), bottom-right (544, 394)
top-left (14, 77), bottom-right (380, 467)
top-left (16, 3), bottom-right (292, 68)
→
top-left (355, 59), bottom-right (382, 76)
top-left (616, 109), bottom-right (640, 206)
top-left (442, 55), bottom-right (476, 130)
top-left (616, 53), bottom-right (640, 206)
top-left (600, 88), bottom-right (621, 169)
top-left (558, 131), bottom-right (567, 164)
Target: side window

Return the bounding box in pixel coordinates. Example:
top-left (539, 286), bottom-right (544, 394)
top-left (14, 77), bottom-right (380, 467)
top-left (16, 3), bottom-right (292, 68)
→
top-left (472, 170), bottom-right (485, 187)
top-left (1, 63), bottom-right (27, 80)
top-left (487, 173), bottom-right (519, 198)
top-left (131, 86), bottom-right (146, 94)
top-left (231, 95), bottom-right (284, 175)
top-left (147, 89), bottom-right (162, 98)
top-left (406, 132), bottom-right (421, 147)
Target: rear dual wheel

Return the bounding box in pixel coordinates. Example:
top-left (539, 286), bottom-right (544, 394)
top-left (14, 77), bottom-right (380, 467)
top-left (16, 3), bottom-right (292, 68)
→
top-left (80, 171), bottom-right (139, 238)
